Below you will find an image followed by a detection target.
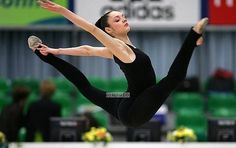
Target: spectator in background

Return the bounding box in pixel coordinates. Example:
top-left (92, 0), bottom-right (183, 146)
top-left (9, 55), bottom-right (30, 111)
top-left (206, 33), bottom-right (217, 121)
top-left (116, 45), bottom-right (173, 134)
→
top-left (0, 86), bottom-right (30, 142)
top-left (26, 80), bottom-right (61, 142)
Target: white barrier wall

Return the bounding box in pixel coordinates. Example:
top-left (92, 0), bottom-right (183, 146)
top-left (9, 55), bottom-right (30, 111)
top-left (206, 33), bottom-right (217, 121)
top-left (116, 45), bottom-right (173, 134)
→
top-left (9, 142), bottom-right (236, 148)
top-left (75, 0), bottom-right (201, 29)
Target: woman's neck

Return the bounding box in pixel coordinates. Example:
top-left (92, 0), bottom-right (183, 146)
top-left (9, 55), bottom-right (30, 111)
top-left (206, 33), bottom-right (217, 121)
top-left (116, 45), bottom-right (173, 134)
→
top-left (115, 34), bottom-right (133, 46)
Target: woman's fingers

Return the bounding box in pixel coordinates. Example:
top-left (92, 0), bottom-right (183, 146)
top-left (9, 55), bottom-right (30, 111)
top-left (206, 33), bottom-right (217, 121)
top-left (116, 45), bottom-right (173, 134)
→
top-left (40, 50), bottom-right (48, 56)
top-left (38, 0), bottom-right (52, 5)
top-left (44, 0), bottom-right (55, 5)
top-left (38, 44), bottom-right (49, 53)
top-left (37, 1), bottom-right (49, 9)
top-left (39, 0), bottom-right (54, 5)
top-left (39, 47), bottom-right (47, 51)
top-left (38, 43), bottom-right (47, 48)
top-left (38, 0), bottom-right (56, 11)
top-left (38, 3), bottom-right (51, 9)
top-left (39, 47), bottom-right (49, 55)
top-left (38, 0), bottom-right (63, 13)
top-left (37, 0), bottom-right (46, 6)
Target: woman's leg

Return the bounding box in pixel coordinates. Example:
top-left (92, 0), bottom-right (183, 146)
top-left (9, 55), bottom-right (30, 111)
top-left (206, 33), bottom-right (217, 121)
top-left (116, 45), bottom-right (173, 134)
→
top-left (118, 28), bottom-right (202, 127)
top-left (34, 50), bottom-right (120, 118)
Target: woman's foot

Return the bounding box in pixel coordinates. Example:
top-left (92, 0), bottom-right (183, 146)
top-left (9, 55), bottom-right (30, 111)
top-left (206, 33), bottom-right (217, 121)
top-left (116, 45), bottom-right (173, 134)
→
top-left (193, 18), bottom-right (208, 46)
top-left (193, 18), bottom-right (208, 34)
top-left (28, 35), bottom-right (42, 51)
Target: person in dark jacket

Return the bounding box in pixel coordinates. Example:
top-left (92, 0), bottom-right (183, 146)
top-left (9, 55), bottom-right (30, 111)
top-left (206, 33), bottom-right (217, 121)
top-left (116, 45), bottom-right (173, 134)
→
top-left (25, 80), bottom-right (61, 142)
top-left (0, 86), bottom-right (30, 142)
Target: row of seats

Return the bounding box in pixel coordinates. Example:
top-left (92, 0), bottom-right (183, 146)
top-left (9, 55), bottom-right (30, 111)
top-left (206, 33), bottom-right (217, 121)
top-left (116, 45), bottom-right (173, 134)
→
top-left (0, 77), bottom-right (128, 94)
top-left (172, 92), bottom-right (236, 117)
top-left (3, 77), bottom-right (236, 95)
top-left (1, 77), bottom-right (236, 142)
top-left (0, 77), bottom-right (128, 128)
top-left (172, 92), bottom-right (236, 141)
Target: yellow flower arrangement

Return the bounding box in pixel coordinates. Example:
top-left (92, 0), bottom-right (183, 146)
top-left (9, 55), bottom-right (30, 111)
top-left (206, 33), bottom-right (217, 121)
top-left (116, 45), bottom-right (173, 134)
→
top-left (0, 131), bottom-right (7, 146)
top-left (167, 127), bottom-right (197, 142)
top-left (82, 127), bottom-right (113, 145)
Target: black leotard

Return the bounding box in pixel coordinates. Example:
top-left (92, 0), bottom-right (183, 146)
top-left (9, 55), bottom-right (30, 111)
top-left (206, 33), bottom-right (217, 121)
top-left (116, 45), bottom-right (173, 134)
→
top-left (113, 45), bottom-right (156, 97)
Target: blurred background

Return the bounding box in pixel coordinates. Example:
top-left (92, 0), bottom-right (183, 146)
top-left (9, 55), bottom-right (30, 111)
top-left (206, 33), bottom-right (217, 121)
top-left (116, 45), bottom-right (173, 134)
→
top-left (0, 0), bottom-right (236, 145)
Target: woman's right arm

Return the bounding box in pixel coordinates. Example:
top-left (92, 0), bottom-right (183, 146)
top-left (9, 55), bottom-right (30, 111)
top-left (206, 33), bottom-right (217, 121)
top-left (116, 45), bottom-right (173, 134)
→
top-left (39, 44), bottom-right (113, 59)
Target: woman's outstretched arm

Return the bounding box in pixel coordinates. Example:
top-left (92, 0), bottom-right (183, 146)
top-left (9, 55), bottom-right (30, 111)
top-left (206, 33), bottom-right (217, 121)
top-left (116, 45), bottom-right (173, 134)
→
top-left (38, 0), bottom-right (131, 59)
top-left (38, 43), bottom-right (113, 59)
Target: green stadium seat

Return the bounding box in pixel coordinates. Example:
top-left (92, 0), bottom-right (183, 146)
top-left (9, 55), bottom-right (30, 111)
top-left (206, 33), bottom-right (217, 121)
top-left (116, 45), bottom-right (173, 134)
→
top-left (210, 108), bottom-right (236, 118)
top-left (89, 77), bottom-right (109, 91)
top-left (76, 94), bottom-right (109, 128)
top-left (11, 78), bottom-right (39, 93)
top-left (25, 79), bottom-right (39, 94)
top-left (51, 78), bottom-right (75, 94)
top-left (52, 91), bottom-right (73, 117)
top-left (208, 93), bottom-right (236, 118)
top-left (76, 94), bottom-right (96, 114)
top-left (172, 92), bottom-right (204, 115)
top-left (108, 77), bottom-right (128, 92)
top-left (0, 92), bottom-right (12, 112)
top-left (11, 79), bottom-right (28, 88)
top-left (76, 94), bottom-right (92, 107)
top-left (0, 78), bottom-right (9, 94)
top-left (92, 110), bottom-right (109, 128)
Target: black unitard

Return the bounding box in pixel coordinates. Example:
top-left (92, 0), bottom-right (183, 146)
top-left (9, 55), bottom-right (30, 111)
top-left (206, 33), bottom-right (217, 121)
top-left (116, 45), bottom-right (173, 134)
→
top-left (34, 28), bottom-right (201, 127)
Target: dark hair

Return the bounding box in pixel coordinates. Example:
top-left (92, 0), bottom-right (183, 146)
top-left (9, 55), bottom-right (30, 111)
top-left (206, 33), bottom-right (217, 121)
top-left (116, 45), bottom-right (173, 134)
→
top-left (12, 86), bottom-right (30, 103)
top-left (95, 11), bottom-right (113, 34)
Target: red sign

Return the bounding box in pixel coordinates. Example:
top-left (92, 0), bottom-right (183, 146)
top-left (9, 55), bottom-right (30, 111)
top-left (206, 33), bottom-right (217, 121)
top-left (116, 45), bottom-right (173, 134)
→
top-left (209, 0), bottom-right (236, 25)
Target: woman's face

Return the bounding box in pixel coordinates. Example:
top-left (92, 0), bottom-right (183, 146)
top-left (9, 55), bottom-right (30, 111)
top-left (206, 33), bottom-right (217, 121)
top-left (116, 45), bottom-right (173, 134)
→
top-left (105, 11), bottom-right (130, 37)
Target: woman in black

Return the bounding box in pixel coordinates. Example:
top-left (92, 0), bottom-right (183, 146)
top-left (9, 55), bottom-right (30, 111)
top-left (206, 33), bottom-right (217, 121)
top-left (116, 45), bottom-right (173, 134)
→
top-left (31, 0), bottom-right (208, 127)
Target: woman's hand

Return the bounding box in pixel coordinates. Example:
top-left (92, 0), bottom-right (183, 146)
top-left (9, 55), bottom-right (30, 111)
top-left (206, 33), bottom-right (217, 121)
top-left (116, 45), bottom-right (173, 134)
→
top-left (38, 0), bottom-right (65, 14)
top-left (38, 43), bottom-right (59, 55)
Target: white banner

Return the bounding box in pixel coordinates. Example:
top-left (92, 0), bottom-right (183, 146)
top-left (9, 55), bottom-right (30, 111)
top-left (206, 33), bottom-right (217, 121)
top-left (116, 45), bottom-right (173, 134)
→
top-left (75, 0), bottom-right (201, 29)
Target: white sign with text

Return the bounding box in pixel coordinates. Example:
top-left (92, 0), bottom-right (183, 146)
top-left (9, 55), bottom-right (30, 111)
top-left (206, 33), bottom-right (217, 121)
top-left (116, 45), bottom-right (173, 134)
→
top-left (75, 0), bottom-right (201, 29)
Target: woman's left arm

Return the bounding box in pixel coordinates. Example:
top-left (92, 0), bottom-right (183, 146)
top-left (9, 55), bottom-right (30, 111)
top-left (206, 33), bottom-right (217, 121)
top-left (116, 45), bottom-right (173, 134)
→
top-left (38, 0), bottom-right (132, 61)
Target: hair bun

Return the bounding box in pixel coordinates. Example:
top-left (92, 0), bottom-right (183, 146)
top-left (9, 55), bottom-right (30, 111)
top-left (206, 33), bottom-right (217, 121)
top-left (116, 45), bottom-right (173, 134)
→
top-left (95, 17), bottom-right (102, 29)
